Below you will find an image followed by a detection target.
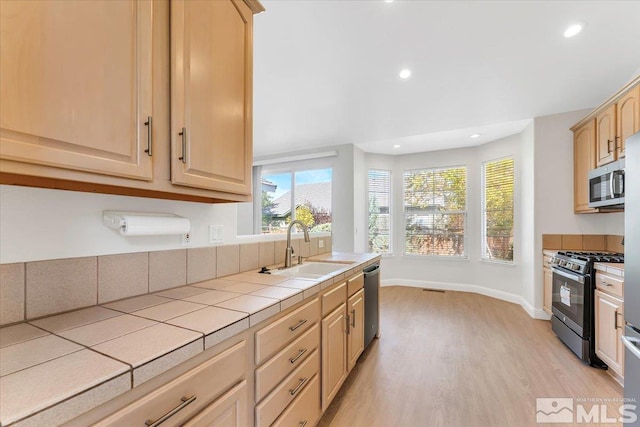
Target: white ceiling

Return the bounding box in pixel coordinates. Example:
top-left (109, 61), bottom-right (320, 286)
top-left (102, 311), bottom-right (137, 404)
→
top-left (252, 1), bottom-right (640, 157)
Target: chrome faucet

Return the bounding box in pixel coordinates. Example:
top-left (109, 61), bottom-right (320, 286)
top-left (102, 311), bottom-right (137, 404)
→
top-left (284, 220), bottom-right (310, 268)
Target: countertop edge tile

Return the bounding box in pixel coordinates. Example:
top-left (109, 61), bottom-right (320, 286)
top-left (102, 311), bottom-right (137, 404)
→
top-left (249, 303), bottom-right (281, 327)
top-left (204, 318), bottom-right (250, 349)
top-left (133, 339), bottom-right (203, 387)
top-left (11, 372), bottom-right (131, 427)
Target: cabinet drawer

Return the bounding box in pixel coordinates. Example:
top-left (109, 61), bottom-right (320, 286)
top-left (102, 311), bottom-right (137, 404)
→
top-left (596, 273), bottom-right (624, 298)
top-left (272, 375), bottom-right (320, 427)
top-left (322, 281), bottom-right (346, 316)
top-left (347, 273), bottom-right (364, 297)
top-left (255, 323), bottom-right (319, 402)
top-left (255, 298), bottom-right (319, 365)
top-left (255, 349), bottom-right (319, 427)
top-left (95, 341), bottom-right (246, 427)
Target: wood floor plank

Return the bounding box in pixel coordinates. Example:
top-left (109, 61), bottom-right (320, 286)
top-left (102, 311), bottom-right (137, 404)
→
top-left (318, 286), bottom-right (623, 427)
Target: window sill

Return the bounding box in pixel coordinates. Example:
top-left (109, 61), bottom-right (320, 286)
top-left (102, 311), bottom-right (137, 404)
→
top-left (480, 258), bottom-right (516, 267)
top-left (401, 254), bottom-right (470, 262)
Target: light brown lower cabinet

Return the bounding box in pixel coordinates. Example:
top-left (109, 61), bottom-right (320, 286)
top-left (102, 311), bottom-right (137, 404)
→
top-left (321, 273), bottom-right (365, 411)
top-left (272, 375), bottom-right (321, 427)
top-left (93, 341), bottom-right (247, 426)
top-left (183, 380), bottom-right (248, 427)
top-left (321, 302), bottom-right (348, 411)
top-left (595, 289), bottom-right (625, 380)
top-left (347, 288), bottom-right (365, 372)
top-left (543, 267), bottom-right (553, 315)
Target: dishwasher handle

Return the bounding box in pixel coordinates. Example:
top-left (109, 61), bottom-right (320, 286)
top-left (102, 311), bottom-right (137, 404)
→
top-left (363, 263), bottom-right (380, 277)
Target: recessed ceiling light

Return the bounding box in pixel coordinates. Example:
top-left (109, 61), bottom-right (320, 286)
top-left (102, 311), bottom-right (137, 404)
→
top-left (470, 133), bottom-right (481, 139)
top-left (393, 144), bottom-right (401, 148)
top-left (384, 0), bottom-right (394, 3)
top-left (399, 69), bottom-right (411, 79)
top-left (564, 23), bottom-right (583, 38)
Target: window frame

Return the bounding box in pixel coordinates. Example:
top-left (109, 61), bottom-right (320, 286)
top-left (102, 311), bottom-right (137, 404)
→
top-left (367, 169), bottom-right (392, 255)
top-left (258, 165), bottom-right (334, 235)
top-left (481, 156), bottom-right (515, 264)
top-left (402, 165), bottom-right (468, 259)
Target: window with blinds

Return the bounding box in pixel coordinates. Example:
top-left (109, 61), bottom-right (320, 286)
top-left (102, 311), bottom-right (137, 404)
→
top-left (482, 157), bottom-right (514, 262)
top-left (368, 170), bottom-right (391, 254)
top-left (403, 166), bottom-right (466, 256)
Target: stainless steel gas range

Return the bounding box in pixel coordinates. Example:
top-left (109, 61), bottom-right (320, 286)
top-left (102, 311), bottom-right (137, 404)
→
top-left (549, 251), bottom-right (624, 368)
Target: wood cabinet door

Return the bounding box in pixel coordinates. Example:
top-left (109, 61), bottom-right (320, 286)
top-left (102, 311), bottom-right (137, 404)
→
top-left (543, 267), bottom-right (552, 315)
top-left (0, 0), bottom-right (153, 180)
top-left (594, 290), bottom-right (624, 376)
top-left (171, 0), bottom-right (253, 195)
top-left (596, 104), bottom-right (617, 167)
top-left (321, 303), bottom-right (347, 412)
top-left (616, 85), bottom-right (640, 159)
top-left (347, 288), bottom-right (365, 372)
top-left (573, 119), bottom-right (596, 213)
top-left (183, 381), bottom-right (248, 427)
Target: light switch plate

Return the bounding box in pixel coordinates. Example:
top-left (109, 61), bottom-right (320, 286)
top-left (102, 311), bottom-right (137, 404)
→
top-left (209, 225), bottom-right (224, 245)
top-left (318, 239), bottom-right (324, 248)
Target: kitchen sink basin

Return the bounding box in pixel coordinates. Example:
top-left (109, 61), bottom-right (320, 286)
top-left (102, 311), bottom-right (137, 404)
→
top-left (271, 262), bottom-right (347, 279)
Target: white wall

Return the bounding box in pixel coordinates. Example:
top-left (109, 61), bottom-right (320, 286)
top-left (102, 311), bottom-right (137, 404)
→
top-left (0, 185), bottom-right (238, 264)
top-left (353, 146), bottom-right (367, 253)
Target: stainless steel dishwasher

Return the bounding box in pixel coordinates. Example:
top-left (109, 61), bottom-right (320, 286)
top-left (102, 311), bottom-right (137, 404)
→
top-left (363, 263), bottom-right (380, 349)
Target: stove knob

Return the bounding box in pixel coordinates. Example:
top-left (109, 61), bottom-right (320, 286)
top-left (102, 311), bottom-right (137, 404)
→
top-left (566, 262), bottom-right (573, 270)
top-left (572, 264), bottom-right (580, 271)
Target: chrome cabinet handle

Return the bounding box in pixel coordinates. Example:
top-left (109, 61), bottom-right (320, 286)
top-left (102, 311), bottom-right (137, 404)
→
top-left (289, 378), bottom-right (308, 396)
top-left (614, 310), bottom-right (619, 329)
top-left (345, 314), bottom-right (350, 334)
top-left (144, 395), bottom-right (196, 427)
top-left (178, 127), bottom-right (187, 163)
top-left (289, 348), bottom-right (307, 364)
top-left (351, 309), bottom-right (356, 328)
top-left (289, 319), bottom-right (307, 332)
top-left (607, 139), bottom-right (613, 153)
top-left (144, 116), bottom-right (152, 156)
top-left (299, 421), bottom-right (308, 427)
top-left (602, 281), bottom-right (612, 287)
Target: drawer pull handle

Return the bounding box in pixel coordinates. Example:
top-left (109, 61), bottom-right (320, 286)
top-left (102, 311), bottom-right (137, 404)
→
top-left (299, 421), bottom-right (308, 427)
top-left (289, 378), bottom-right (308, 396)
top-left (602, 281), bottom-right (612, 287)
top-left (289, 348), bottom-right (308, 364)
top-left (144, 395), bottom-right (196, 427)
top-left (289, 319), bottom-right (307, 332)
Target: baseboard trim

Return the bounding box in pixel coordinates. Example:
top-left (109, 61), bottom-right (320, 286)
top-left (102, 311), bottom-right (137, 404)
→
top-left (381, 279), bottom-right (551, 320)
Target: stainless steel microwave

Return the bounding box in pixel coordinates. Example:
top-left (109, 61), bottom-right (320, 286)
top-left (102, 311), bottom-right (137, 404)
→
top-left (588, 159), bottom-right (625, 208)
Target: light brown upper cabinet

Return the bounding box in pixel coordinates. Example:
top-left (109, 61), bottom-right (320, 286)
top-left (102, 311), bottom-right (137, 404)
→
top-left (0, 0), bottom-right (153, 180)
top-left (0, 0), bottom-right (263, 203)
top-left (616, 85), bottom-right (640, 159)
top-left (171, 0), bottom-right (253, 195)
top-left (572, 77), bottom-right (639, 213)
top-left (573, 119), bottom-right (596, 213)
top-left (596, 84), bottom-right (640, 167)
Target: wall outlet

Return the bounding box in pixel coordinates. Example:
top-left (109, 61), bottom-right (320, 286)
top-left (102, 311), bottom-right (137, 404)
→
top-left (318, 239), bottom-right (324, 249)
top-left (181, 232), bottom-right (192, 246)
top-left (209, 225), bottom-right (224, 245)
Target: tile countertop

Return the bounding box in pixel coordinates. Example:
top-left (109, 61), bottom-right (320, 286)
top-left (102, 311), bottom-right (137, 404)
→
top-left (594, 262), bottom-right (624, 278)
top-left (0, 252), bottom-right (380, 426)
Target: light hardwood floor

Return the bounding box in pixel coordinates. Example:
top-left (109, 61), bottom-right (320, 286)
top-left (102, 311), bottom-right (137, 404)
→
top-left (318, 286), bottom-right (623, 427)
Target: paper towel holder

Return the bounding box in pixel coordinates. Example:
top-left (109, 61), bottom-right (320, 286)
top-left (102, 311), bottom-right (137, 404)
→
top-left (103, 211), bottom-right (191, 236)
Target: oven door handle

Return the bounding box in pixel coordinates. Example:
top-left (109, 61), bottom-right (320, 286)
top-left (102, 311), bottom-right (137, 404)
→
top-left (551, 267), bottom-right (584, 284)
top-left (621, 335), bottom-right (640, 360)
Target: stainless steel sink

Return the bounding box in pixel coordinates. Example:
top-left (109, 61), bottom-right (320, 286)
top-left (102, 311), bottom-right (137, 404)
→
top-left (270, 262), bottom-right (347, 279)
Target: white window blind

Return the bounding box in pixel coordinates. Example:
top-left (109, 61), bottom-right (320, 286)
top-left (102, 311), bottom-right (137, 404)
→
top-left (404, 167), bottom-right (467, 256)
top-left (368, 170), bottom-right (391, 254)
top-left (482, 157), bottom-right (514, 262)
